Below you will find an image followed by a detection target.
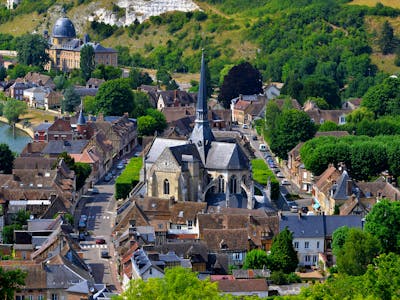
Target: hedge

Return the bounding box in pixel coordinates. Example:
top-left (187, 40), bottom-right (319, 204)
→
top-left (251, 159), bottom-right (280, 200)
top-left (115, 157), bottom-right (142, 200)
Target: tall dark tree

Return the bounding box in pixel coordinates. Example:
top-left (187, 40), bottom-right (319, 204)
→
top-left (128, 68), bottom-right (152, 89)
top-left (269, 227), bottom-right (299, 273)
top-left (16, 34), bottom-right (49, 67)
top-left (80, 44), bottom-right (95, 81)
top-left (378, 21), bottom-right (395, 55)
top-left (300, 75), bottom-right (340, 108)
top-left (94, 78), bottom-right (134, 116)
top-left (0, 66), bottom-right (6, 81)
top-left (218, 62), bottom-right (263, 108)
top-left (62, 86), bottom-right (80, 113)
top-left (0, 267), bottom-right (27, 299)
top-left (0, 143), bottom-right (14, 174)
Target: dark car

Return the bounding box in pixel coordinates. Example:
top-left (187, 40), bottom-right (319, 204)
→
top-left (96, 238), bottom-right (106, 244)
top-left (101, 250), bottom-right (109, 258)
top-left (252, 135), bottom-right (258, 141)
top-left (79, 232), bottom-right (85, 241)
top-left (301, 206), bottom-right (309, 213)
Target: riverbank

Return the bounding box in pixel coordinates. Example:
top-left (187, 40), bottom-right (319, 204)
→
top-left (0, 116), bottom-right (34, 138)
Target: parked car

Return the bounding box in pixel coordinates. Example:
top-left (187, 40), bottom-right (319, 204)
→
top-left (104, 173), bottom-right (112, 182)
top-left (242, 124), bottom-right (249, 129)
top-left (277, 172), bottom-right (285, 178)
top-left (80, 215), bottom-right (88, 222)
top-left (79, 232), bottom-right (85, 241)
top-left (301, 206), bottom-right (309, 213)
top-left (252, 135), bottom-right (258, 141)
top-left (117, 163), bottom-right (124, 170)
top-left (89, 187), bottom-right (99, 194)
top-left (101, 250), bottom-right (109, 258)
top-left (78, 220), bottom-right (87, 230)
top-left (280, 179), bottom-right (290, 185)
top-left (96, 238), bottom-right (106, 244)
top-left (290, 205), bottom-right (299, 213)
top-left (259, 144), bottom-right (266, 151)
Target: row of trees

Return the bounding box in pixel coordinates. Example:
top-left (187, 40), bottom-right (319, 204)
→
top-left (299, 135), bottom-right (400, 180)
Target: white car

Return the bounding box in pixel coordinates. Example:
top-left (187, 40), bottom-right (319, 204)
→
top-left (277, 172), bottom-right (285, 178)
top-left (281, 179), bottom-right (290, 185)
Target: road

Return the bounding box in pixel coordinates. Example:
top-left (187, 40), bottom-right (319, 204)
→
top-left (75, 176), bottom-right (119, 291)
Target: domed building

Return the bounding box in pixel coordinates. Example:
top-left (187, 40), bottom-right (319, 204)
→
top-left (46, 17), bottom-right (118, 72)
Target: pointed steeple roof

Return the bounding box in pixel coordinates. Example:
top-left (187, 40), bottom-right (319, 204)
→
top-left (77, 100), bottom-right (86, 126)
top-left (189, 51), bottom-right (215, 165)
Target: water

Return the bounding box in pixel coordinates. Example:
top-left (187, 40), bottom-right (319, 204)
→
top-left (0, 122), bottom-right (32, 153)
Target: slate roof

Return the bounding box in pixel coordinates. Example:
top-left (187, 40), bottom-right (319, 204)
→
top-left (145, 138), bottom-right (187, 164)
top-left (314, 166), bottom-right (341, 194)
top-left (34, 122), bottom-right (53, 132)
top-left (42, 140), bottom-right (89, 155)
top-left (205, 142), bottom-right (249, 170)
top-left (202, 228), bottom-right (249, 251)
top-left (305, 109), bottom-right (347, 124)
top-left (280, 215), bottom-right (363, 238)
top-left (52, 17), bottom-right (76, 38)
top-left (13, 157), bottom-right (57, 169)
top-left (168, 144), bottom-right (203, 167)
top-left (332, 170), bottom-right (350, 200)
top-left (279, 215), bottom-right (325, 238)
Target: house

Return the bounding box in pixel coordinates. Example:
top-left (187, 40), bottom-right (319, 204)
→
top-left (156, 90), bottom-right (197, 110)
top-left (86, 77), bottom-right (105, 88)
top-left (130, 248), bottom-right (164, 281)
top-left (24, 72), bottom-right (56, 89)
top-left (211, 276), bottom-right (269, 298)
top-left (342, 98), bottom-right (361, 110)
top-left (230, 94), bottom-right (266, 125)
top-left (9, 80), bottom-right (35, 100)
top-left (138, 85), bottom-right (159, 107)
top-left (274, 98), bottom-right (302, 111)
top-left (33, 122), bottom-right (52, 142)
top-left (303, 100), bottom-right (348, 125)
top-left (47, 117), bottom-right (74, 141)
top-left (44, 91), bottom-right (63, 110)
top-left (279, 214), bottom-right (363, 267)
top-left (264, 82), bottom-right (283, 100)
top-left (23, 86), bottom-right (50, 108)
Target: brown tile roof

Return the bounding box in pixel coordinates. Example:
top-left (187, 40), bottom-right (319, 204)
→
top-left (214, 278), bottom-right (268, 293)
top-left (305, 109), bottom-right (347, 124)
top-left (24, 72), bottom-right (54, 88)
top-left (1, 262), bottom-right (47, 290)
top-left (314, 166), bottom-right (341, 194)
top-left (13, 157), bottom-right (57, 169)
top-left (162, 106), bottom-right (196, 123)
top-left (202, 228), bottom-right (249, 251)
top-left (274, 99), bottom-right (302, 110)
top-left (170, 202), bottom-right (206, 224)
top-left (48, 118), bottom-right (73, 132)
top-left (20, 142), bottom-right (47, 156)
top-left (357, 181), bottom-right (400, 201)
top-left (234, 100), bottom-right (251, 111)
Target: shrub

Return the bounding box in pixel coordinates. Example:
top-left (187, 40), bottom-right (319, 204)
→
top-left (251, 159), bottom-right (280, 200)
top-left (115, 157), bottom-right (142, 200)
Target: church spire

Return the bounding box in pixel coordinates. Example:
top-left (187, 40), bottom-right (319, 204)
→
top-left (190, 50), bottom-right (215, 164)
top-left (77, 100), bottom-right (86, 126)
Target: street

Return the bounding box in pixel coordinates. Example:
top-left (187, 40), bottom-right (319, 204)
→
top-left (75, 177), bottom-right (119, 291)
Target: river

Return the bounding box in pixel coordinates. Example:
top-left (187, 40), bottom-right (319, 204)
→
top-left (0, 122), bottom-right (32, 153)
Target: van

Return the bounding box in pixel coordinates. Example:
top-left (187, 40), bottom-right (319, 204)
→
top-left (259, 144), bottom-right (267, 152)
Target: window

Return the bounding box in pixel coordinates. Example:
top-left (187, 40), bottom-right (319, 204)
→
top-left (316, 241), bottom-right (320, 249)
top-left (163, 179), bottom-right (170, 195)
top-left (51, 295), bottom-right (58, 300)
top-left (305, 241), bottom-right (309, 249)
top-left (229, 175), bottom-right (237, 194)
top-left (187, 220), bottom-right (193, 228)
top-left (38, 296), bottom-right (44, 300)
top-left (294, 242), bottom-right (299, 249)
top-left (176, 225), bottom-right (182, 230)
top-left (313, 255), bottom-right (318, 263)
top-left (233, 253), bottom-right (242, 260)
top-left (218, 176), bottom-right (225, 193)
top-left (305, 255), bottom-right (311, 262)
top-left (16, 296), bottom-right (25, 300)
top-left (27, 296), bottom-right (33, 300)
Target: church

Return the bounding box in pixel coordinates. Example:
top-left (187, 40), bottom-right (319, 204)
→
top-left (144, 54), bottom-right (254, 209)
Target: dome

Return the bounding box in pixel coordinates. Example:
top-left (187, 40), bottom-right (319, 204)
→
top-left (52, 17), bottom-right (76, 38)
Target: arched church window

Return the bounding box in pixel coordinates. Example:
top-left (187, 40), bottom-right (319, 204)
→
top-left (218, 175), bottom-right (225, 193)
top-left (163, 179), bottom-right (170, 195)
top-left (230, 175), bottom-right (237, 194)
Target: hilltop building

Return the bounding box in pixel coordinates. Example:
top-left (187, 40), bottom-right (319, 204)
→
top-left (46, 17), bottom-right (118, 72)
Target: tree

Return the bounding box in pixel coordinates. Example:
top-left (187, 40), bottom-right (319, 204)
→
top-left (0, 143), bottom-right (14, 174)
top-left (115, 267), bottom-right (220, 300)
top-left (318, 120), bottom-right (338, 132)
top-left (346, 107), bottom-right (374, 124)
top-left (3, 99), bottom-right (27, 126)
top-left (300, 75), bottom-right (340, 108)
top-left (137, 115), bottom-right (158, 136)
top-left (365, 199), bottom-right (400, 254)
top-left (243, 249), bottom-right (270, 270)
top-left (2, 224), bottom-right (21, 244)
top-left (80, 44), bottom-right (95, 81)
top-left (145, 108), bottom-right (167, 132)
top-left (0, 267), bottom-right (27, 299)
top-left (131, 91), bottom-right (151, 118)
top-left (73, 162), bottom-right (91, 190)
top-left (0, 66), bottom-right (6, 81)
top-left (62, 86), bottom-right (80, 113)
top-left (94, 78), bottom-right (134, 116)
top-left (264, 100), bottom-right (281, 135)
top-left (83, 96), bottom-right (96, 114)
top-left (53, 74), bottom-right (68, 91)
top-left (218, 62), bottom-right (263, 108)
top-left (378, 21), bottom-right (395, 55)
top-left (128, 68), bottom-right (153, 89)
top-left (15, 34), bottom-right (49, 67)
top-left (269, 227), bottom-right (299, 273)
top-left (336, 228), bottom-right (380, 276)
top-left (270, 109), bottom-right (316, 159)
top-left (332, 226), bottom-right (350, 256)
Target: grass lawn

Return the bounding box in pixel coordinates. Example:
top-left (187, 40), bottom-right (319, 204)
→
top-left (349, 0), bottom-right (400, 8)
top-left (251, 158), bottom-right (276, 185)
top-left (20, 109), bottom-right (59, 127)
top-left (0, 12), bottom-right (41, 36)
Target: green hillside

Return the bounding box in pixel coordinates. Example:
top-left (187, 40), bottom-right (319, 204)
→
top-left (2, 0), bottom-right (400, 99)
